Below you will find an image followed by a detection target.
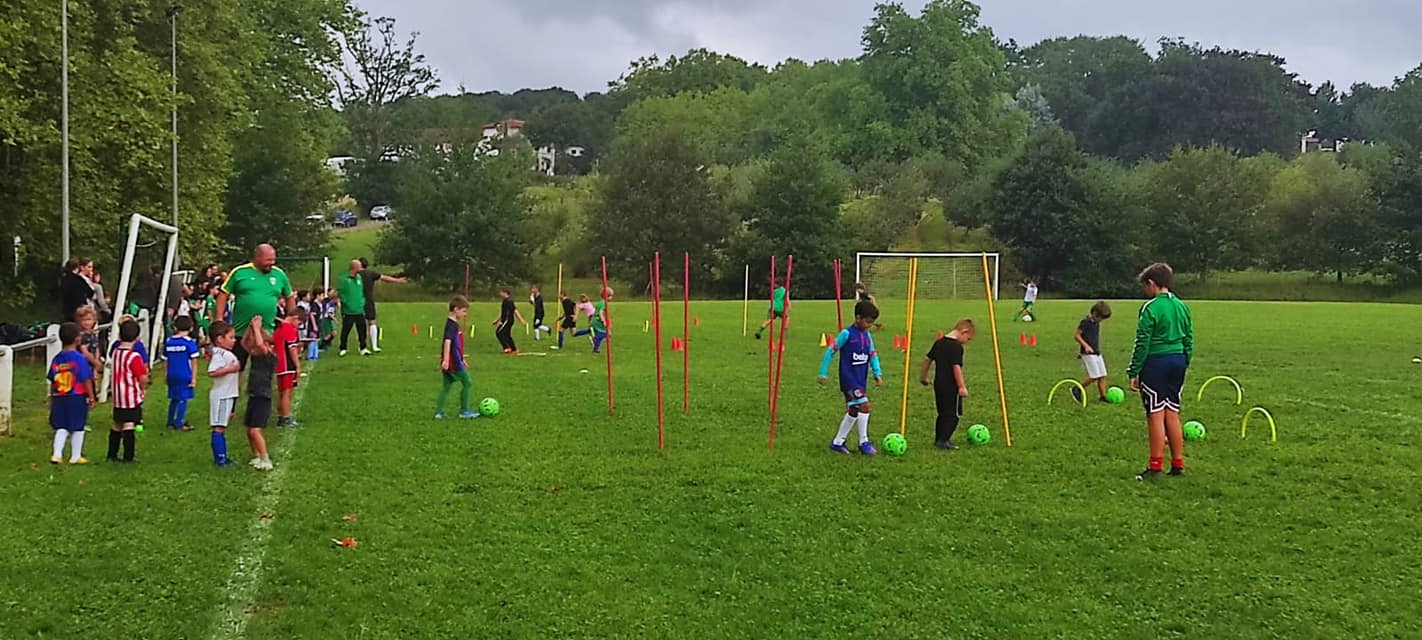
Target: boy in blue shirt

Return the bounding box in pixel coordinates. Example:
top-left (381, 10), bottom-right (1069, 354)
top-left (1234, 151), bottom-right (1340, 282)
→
top-left (164, 315), bottom-right (200, 431)
top-left (436, 295), bottom-right (478, 419)
top-left (818, 301), bottom-right (884, 455)
top-left (49, 322), bottom-right (96, 464)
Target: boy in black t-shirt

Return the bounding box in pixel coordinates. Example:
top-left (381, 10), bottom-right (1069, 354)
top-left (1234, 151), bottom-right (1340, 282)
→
top-left (554, 290), bottom-right (577, 350)
top-left (1073, 301), bottom-right (1113, 403)
top-left (921, 318), bottom-right (976, 449)
top-left (491, 287), bottom-right (526, 354)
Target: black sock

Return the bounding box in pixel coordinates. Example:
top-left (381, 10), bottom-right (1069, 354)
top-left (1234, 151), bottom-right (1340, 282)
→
top-left (122, 430), bottom-right (136, 461)
top-left (107, 431), bottom-right (122, 459)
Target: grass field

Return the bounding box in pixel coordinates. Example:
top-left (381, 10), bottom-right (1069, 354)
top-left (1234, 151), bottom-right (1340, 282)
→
top-left (2, 297), bottom-right (1420, 638)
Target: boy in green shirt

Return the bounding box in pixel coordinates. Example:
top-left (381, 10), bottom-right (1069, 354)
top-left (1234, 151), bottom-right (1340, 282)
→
top-left (1126, 263), bottom-right (1194, 480)
top-left (754, 285), bottom-right (788, 340)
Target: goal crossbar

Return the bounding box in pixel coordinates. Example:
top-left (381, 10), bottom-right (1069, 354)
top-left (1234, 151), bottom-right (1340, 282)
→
top-left (100, 214), bottom-right (179, 402)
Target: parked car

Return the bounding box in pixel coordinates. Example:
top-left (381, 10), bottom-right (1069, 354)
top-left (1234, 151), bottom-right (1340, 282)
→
top-left (334, 210), bottom-right (358, 228)
top-left (304, 213), bottom-right (326, 225)
top-left (370, 205), bottom-right (392, 221)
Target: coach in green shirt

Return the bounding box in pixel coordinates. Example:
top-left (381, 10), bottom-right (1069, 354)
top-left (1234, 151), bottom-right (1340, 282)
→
top-left (335, 259), bottom-right (370, 356)
top-left (214, 243), bottom-right (294, 367)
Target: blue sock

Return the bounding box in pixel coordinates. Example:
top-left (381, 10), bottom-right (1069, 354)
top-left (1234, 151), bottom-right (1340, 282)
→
top-left (558, 331), bottom-right (565, 348)
top-left (167, 399), bottom-right (179, 426)
top-left (175, 399), bottom-right (188, 426)
top-left (211, 431), bottom-right (228, 464)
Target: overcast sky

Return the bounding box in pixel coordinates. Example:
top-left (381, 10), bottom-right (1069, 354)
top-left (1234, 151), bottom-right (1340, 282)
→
top-left (356, 0), bottom-right (1422, 96)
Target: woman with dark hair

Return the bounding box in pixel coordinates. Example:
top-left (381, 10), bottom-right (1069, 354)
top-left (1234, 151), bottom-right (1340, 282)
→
top-left (59, 258), bottom-right (96, 322)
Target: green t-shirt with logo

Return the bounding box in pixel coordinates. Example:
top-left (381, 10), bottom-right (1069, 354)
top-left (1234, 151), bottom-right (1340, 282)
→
top-left (336, 272), bottom-right (366, 315)
top-left (221, 263), bottom-right (292, 333)
top-left (772, 286), bottom-right (787, 313)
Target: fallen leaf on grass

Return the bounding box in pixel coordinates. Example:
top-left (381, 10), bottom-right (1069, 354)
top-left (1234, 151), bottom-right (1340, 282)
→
top-left (331, 536), bottom-right (359, 549)
top-left (259, 513), bottom-right (273, 520)
top-left (342, 513), bottom-right (359, 522)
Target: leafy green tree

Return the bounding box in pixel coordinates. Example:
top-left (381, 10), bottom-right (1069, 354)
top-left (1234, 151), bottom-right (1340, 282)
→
top-left (1138, 145), bottom-right (1278, 276)
top-left (1012, 36), bottom-right (1153, 158)
top-left (1371, 148), bottom-right (1422, 282)
top-left (588, 128), bottom-right (734, 292)
top-left (614, 87), bottom-right (759, 166)
top-left (1356, 65), bottom-right (1422, 152)
top-left (611, 49), bottom-right (768, 101)
top-left (728, 145), bottom-right (849, 297)
top-left (983, 126), bottom-right (1138, 295)
top-left (860, 0), bottom-right (1021, 168)
top-left (1266, 154), bottom-right (1377, 282)
top-left (376, 144), bottom-right (533, 291)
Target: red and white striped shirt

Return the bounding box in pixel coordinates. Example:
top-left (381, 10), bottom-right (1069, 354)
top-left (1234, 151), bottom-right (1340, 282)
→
top-left (110, 346), bottom-right (148, 409)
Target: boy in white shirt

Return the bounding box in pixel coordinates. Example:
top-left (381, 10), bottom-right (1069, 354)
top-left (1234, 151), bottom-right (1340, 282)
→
top-left (207, 321), bottom-right (241, 466)
top-left (1015, 279), bottom-right (1039, 321)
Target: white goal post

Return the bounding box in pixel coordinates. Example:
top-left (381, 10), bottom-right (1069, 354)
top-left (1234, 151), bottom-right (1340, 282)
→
top-left (855, 252), bottom-right (1001, 301)
top-left (100, 214), bottom-right (180, 402)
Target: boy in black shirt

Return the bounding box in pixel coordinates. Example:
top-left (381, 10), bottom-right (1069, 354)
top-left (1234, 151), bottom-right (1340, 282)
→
top-left (492, 287), bottom-right (526, 354)
top-left (529, 284), bottom-right (551, 342)
top-left (1073, 301), bottom-right (1113, 403)
top-left (555, 290), bottom-right (577, 350)
top-left (920, 318), bottom-right (976, 449)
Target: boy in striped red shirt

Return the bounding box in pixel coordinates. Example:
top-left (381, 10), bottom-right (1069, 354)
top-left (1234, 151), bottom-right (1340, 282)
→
top-left (108, 319), bottom-right (149, 463)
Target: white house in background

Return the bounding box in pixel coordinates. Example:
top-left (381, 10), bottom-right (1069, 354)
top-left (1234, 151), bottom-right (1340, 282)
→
top-left (325, 156), bottom-right (356, 176)
top-left (482, 119), bottom-right (525, 141)
top-left (536, 146), bottom-right (557, 176)
top-left (1301, 130), bottom-right (1357, 154)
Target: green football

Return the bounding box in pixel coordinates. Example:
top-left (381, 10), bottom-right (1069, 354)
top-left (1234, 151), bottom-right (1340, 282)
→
top-left (479, 397), bottom-right (501, 417)
top-left (967, 424), bottom-right (991, 445)
top-left (1183, 420), bottom-right (1206, 442)
top-left (882, 432), bottom-right (908, 456)
top-left (1105, 386), bottom-right (1126, 404)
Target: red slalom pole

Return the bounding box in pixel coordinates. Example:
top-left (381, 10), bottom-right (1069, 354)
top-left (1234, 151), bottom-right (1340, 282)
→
top-left (601, 256), bottom-right (615, 414)
top-left (683, 251), bottom-right (690, 414)
top-left (767, 256), bottom-right (776, 414)
top-left (834, 258), bottom-right (843, 330)
top-left (654, 252), bottom-right (665, 449)
top-left (769, 255), bottom-right (795, 450)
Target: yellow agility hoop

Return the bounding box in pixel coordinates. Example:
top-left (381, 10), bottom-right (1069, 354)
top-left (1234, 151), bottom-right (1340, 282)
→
top-left (1198, 375), bottom-right (1243, 405)
top-left (1240, 406), bottom-right (1278, 442)
top-left (1047, 379), bottom-right (1087, 407)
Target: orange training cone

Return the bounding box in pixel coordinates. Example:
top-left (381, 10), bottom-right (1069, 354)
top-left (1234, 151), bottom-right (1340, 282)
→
top-left (1019, 333), bottom-right (1027, 346)
top-left (411, 324), bottom-right (418, 335)
top-left (1029, 334), bottom-right (1038, 347)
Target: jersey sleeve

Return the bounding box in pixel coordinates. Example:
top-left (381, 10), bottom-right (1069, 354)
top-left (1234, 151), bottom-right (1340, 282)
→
top-left (77, 356), bottom-right (94, 384)
top-left (818, 330), bottom-right (850, 378)
top-left (1181, 302), bottom-right (1194, 366)
top-left (867, 334), bottom-right (882, 378)
top-left (130, 356), bottom-right (149, 379)
top-left (1126, 303), bottom-right (1154, 378)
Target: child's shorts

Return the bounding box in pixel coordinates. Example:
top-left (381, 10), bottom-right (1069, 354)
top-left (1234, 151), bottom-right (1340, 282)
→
top-left (245, 396), bottom-right (272, 428)
top-left (113, 406), bottom-right (143, 426)
top-left (277, 372), bottom-right (298, 392)
top-left (50, 395), bottom-right (90, 432)
top-left (842, 387), bottom-right (869, 408)
top-left (167, 383), bottom-right (195, 401)
top-left (1138, 354), bottom-right (1187, 414)
top-left (1081, 354), bottom-right (1107, 379)
top-left (768, 309), bottom-right (785, 320)
top-left (211, 397), bottom-right (237, 427)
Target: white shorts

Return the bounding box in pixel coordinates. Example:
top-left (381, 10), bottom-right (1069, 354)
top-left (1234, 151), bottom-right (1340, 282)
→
top-left (1082, 354), bottom-right (1107, 379)
top-left (210, 397), bottom-right (237, 427)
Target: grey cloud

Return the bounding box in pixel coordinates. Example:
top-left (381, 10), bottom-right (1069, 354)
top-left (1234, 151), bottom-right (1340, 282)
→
top-left (357, 0), bottom-right (1422, 94)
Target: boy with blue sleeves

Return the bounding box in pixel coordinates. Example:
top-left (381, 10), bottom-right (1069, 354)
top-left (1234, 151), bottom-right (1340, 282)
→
top-left (818, 301), bottom-right (884, 455)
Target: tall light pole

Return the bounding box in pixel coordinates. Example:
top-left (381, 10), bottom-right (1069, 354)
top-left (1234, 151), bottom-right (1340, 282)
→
top-left (61, 0), bottom-right (70, 263)
top-left (166, 4), bottom-right (181, 229)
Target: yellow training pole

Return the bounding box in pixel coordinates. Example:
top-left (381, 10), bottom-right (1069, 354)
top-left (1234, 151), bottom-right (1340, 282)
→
top-left (898, 258), bottom-right (919, 436)
top-left (742, 264), bottom-right (750, 336)
top-left (981, 252), bottom-right (1012, 446)
top-left (556, 263), bottom-right (563, 297)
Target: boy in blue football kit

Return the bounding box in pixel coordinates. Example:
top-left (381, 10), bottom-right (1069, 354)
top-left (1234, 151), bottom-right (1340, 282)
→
top-left (49, 322), bottom-right (96, 464)
top-left (163, 315), bottom-right (200, 431)
top-left (818, 301), bottom-right (884, 455)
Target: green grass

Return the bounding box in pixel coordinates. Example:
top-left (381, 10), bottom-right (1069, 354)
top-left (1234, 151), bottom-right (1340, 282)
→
top-left (2, 298), bottom-right (1420, 638)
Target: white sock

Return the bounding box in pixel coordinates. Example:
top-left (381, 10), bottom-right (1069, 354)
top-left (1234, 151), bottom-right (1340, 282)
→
top-left (833, 414), bottom-right (854, 445)
top-left (69, 431), bottom-right (85, 461)
top-left (262, 454), bottom-right (272, 463)
top-left (53, 430), bottom-right (69, 458)
top-left (368, 325), bottom-right (379, 349)
top-left (534, 328), bottom-right (541, 341)
top-left (856, 413), bottom-right (870, 444)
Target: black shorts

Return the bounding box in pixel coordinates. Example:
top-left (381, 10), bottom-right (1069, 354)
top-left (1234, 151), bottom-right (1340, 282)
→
top-left (561, 317), bottom-right (576, 330)
top-left (364, 302), bottom-right (377, 321)
top-left (113, 406), bottom-right (143, 426)
top-left (768, 309), bottom-right (785, 320)
top-left (245, 396), bottom-right (273, 428)
top-left (1139, 354), bottom-right (1187, 414)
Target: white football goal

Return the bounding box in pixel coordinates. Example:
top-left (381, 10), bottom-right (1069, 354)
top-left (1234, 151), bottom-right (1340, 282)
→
top-left (100, 214), bottom-right (180, 402)
top-left (855, 252), bottom-right (1000, 301)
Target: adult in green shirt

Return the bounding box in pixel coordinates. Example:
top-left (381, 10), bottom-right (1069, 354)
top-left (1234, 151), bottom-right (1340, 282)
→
top-left (335, 259), bottom-right (370, 356)
top-left (214, 243), bottom-right (294, 369)
top-left (1125, 262), bottom-right (1194, 480)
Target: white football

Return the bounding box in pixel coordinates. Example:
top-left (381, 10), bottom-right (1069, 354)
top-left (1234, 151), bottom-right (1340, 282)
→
top-left (1022, 315), bottom-right (1034, 323)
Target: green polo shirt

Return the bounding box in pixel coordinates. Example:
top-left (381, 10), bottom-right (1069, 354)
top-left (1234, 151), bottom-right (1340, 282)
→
top-left (221, 263), bottom-right (292, 333)
top-left (336, 272), bottom-right (367, 315)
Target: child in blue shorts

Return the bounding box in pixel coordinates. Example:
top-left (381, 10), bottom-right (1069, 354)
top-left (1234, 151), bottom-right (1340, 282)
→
top-left (164, 315), bottom-right (200, 430)
top-left (1126, 263), bottom-right (1194, 480)
top-left (48, 322), bottom-right (96, 464)
top-left (818, 300), bottom-right (884, 455)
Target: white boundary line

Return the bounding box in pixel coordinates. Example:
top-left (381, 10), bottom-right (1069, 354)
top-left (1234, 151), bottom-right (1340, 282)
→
top-left (210, 361), bottom-right (317, 640)
top-left (1286, 396), bottom-right (1421, 425)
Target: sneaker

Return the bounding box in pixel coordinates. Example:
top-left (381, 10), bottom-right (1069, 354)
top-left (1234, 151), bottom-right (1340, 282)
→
top-left (936, 441), bottom-right (959, 450)
top-left (549, 345), bottom-right (560, 350)
top-left (858, 441), bottom-right (878, 455)
top-left (339, 350), bottom-right (348, 357)
top-left (50, 455), bottom-right (62, 465)
top-left (434, 412), bottom-right (447, 420)
top-left (1168, 467), bottom-right (1184, 477)
top-left (70, 457), bottom-right (90, 465)
top-left (459, 410), bottom-right (481, 419)
top-left (1070, 387), bottom-right (1084, 404)
top-left (255, 459), bottom-right (274, 471)
top-left (215, 458), bottom-right (234, 467)
top-left (754, 332), bottom-right (762, 340)
top-left (249, 457), bottom-right (263, 468)
top-left (277, 418), bottom-right (301, 429)
top-left (179, 424), bottom-right (194, 431)
top-left (502, 348), bottom-right (512, 354)
top-left (829, 443), bottom-right (851, 454)
top-left (1136, 468), bottom-right (1163, 481)
top-left (360, 349), bottom-right (371, 356)
top-left (372, 347), bottom-right (382, 353)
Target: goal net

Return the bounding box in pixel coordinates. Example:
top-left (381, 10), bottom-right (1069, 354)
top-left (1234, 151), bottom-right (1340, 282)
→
top-left (855, 252), bottom-right (1000, 301)
top-left (100, 214), bottom-right (180, 402)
